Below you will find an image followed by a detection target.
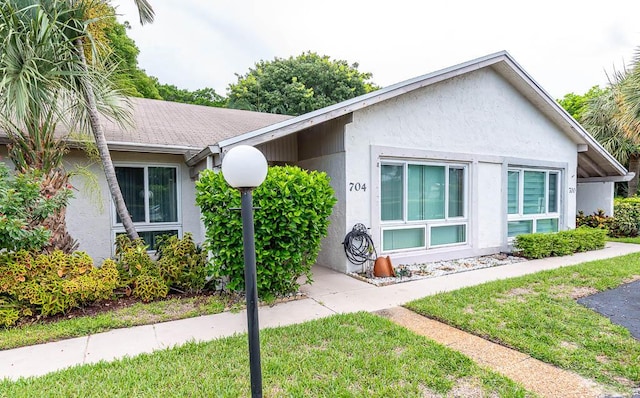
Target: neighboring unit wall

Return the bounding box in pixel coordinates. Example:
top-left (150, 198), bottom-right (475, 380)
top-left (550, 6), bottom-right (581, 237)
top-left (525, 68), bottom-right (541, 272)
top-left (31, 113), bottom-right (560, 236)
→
top-left (341, 67), bottom-right (578, 272)
top-left (577, 182), bottom-right (614, 216)
top-left (296, 116), bottom-right (349, 272)
top-left (65, 150), bottom-right (203, 262)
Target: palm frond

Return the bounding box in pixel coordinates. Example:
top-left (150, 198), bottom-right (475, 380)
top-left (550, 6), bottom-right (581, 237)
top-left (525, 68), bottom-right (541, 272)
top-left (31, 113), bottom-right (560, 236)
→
top-left (131, 0), bottom-right (155, 25)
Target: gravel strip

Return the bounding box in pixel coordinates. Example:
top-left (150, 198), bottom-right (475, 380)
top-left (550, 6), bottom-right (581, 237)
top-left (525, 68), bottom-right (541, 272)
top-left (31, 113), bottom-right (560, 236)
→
top-left (348, 253), bottom-right (528, 286)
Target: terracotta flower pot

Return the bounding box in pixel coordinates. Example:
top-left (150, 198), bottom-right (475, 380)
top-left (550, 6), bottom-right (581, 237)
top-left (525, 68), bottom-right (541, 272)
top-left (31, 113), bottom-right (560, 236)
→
top-left (373, 256), bottom-right (395, 277)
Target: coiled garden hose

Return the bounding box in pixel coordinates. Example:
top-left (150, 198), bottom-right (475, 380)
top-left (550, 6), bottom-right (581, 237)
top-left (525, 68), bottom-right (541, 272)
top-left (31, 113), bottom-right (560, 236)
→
top-left (342, 223), bottom-right (377, 266)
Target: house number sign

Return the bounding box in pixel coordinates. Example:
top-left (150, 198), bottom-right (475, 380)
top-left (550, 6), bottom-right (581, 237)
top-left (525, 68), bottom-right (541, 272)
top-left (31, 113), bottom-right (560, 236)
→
top-left (349, 182), bottom-right (367, 192)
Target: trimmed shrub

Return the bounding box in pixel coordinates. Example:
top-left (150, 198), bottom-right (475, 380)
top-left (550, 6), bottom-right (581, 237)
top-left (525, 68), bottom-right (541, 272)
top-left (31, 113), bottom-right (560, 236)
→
top-left (196, 165), bottom-right (337, 298)
top-left (514, 227), bottom-right (607, 259)
top-left (155, 233), bottom-right (208, 293)
top-left (0, 250), bottom-right (119, 325)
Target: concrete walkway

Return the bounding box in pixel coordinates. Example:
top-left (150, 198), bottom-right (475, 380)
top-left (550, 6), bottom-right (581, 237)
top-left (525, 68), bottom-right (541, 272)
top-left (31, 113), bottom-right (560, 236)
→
top-left (1, 242), bottom-right (640, 393)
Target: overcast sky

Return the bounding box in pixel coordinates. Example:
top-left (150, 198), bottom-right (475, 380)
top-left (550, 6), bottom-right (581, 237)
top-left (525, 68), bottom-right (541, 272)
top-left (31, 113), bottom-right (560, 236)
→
top-left (113, 0), bottom-right (640, 100)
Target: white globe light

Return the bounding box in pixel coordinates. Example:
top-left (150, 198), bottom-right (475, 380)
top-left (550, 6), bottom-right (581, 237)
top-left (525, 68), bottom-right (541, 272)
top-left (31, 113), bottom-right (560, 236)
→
top-left (221, 145), bottom-right (268, 188)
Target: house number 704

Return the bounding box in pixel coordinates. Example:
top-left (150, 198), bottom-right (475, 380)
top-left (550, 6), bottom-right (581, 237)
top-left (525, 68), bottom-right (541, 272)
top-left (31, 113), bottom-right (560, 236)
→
top-left (349, 182), bottom-right (367, 192)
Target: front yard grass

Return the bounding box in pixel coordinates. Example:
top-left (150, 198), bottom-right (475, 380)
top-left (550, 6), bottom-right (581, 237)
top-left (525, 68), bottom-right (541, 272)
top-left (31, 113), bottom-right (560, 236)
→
top-left (0, 295), bottom-right (226, 350)
top-left (405, 252), bottom-right (640, 393)
top-left (0, 312), bottom-right (532, 397)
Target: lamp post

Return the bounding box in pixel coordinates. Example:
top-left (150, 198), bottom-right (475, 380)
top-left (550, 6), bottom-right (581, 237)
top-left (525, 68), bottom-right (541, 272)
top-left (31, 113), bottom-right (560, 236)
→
top-left (222, 145), bottom-right (268, 398)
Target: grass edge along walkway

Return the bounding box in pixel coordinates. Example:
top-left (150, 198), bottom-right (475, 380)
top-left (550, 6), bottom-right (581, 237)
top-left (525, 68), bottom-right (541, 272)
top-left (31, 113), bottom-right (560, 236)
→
top-left (379, 306), bottom-right (607, 398)
top-left (0, 312), bottom-right (534, 397)
top-left (405, 252), bottom-right (640, 395)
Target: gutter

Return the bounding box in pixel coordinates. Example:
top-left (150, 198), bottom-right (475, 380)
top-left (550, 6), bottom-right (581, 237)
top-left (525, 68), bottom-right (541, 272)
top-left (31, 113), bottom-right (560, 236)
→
top-left (105, 141), bottom-right (201, 156)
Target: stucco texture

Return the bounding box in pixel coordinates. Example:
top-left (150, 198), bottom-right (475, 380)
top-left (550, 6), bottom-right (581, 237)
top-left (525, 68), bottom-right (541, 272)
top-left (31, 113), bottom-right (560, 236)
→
top-left (339, 68), bottom-right (578, 272)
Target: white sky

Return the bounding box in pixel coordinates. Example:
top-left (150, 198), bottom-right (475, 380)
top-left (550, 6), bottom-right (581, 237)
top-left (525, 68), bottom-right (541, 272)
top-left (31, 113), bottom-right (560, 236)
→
top-left (113, 0), bottom-right (640, 100)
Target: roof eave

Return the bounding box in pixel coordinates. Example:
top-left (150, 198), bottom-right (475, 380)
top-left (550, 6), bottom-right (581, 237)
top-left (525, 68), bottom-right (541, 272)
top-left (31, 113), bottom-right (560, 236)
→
top-left (186, 145), bottom-right (220, 167)
top-left (578, 173), bottom-right (635, 183)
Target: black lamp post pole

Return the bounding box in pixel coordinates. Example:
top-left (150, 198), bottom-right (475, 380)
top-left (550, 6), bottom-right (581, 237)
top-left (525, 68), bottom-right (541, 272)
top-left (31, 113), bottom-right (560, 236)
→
top-left (240, 188), bottom-right (263, 398)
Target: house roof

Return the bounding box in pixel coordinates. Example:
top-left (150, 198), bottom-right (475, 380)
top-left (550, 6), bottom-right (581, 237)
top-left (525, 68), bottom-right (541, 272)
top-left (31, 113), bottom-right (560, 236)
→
top-left (101, 98), bottom-right (292, 156)
top-left (207, 51), bottom-right (630, 182)
top-left (0, 97), bottom-right (292, 157)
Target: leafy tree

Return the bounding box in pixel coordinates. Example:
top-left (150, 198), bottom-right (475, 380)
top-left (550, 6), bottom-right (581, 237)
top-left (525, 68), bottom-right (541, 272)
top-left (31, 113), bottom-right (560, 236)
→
top-left (558, 86), bottom-right (605, 122)
top-left (227, 51), bottom-right (378, 116)
top-left (105, 19), bottom-right (161, 99)
top-left (155, 81), bottom-right (226, 107)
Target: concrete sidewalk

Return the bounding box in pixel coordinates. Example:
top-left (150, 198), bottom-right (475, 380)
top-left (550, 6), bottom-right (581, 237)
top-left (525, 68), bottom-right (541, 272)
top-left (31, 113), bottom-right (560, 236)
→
top-left (1, 242), bottom-right (639, 383)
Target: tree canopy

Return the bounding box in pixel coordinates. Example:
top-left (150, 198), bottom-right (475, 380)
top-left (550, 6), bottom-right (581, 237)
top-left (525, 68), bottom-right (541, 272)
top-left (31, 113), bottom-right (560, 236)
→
top-left (557, 86), bottom-right (606, 122)
top-left (105, 19), bottom-right (161, 99)
top-left (155, 82), bottom-right (226, 107)
top-left (227, 52), bottom-right (378, 116)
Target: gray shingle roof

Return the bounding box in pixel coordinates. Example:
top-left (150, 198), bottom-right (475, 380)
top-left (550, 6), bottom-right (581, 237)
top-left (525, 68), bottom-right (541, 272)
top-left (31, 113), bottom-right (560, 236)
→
top-left (0, 98), bottom-right (291, 152)
top-left (102, 98), bottom-right (291, 149)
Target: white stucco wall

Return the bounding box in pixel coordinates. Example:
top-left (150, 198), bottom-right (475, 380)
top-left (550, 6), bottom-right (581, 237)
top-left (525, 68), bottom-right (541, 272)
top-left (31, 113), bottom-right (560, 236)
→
top-left (297, 152), bottom-right (346, 272)
top-left (338, 67), bottom-right (578, 272)
top-left (65, 150), bottom-right (203, 262)
top-left (576, 182), bottom-right (614, 216)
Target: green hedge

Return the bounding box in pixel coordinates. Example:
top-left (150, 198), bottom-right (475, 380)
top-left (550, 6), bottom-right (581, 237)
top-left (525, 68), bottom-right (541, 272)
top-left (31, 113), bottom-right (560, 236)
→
top-left (195, 165), bottom-right (337, 298)
top-left (609, 198), bottom-right (640, 237)
top-left (514, 227), bottom-right (607, 259)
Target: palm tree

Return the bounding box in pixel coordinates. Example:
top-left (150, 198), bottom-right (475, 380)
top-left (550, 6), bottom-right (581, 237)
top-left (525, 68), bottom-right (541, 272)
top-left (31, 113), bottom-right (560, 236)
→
top-left (0, 0), bottom-right (154, 243)
top-left (0, 1), bottom-right (88, 252)
top-left (581, 70), bottom-right (640, 196)
top-left (73, 0), bottom-right (154, 240)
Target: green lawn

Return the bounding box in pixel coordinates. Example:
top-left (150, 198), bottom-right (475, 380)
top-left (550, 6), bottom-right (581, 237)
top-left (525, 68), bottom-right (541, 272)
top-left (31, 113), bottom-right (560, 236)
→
top-left (0, 295), bottom-right (226, 350)
top-left (406, 252), bottom-right (640, 392)
top-left (608, 236), bottom-right (640, 244)
top-left (0, 312), bottom-right (532, 397)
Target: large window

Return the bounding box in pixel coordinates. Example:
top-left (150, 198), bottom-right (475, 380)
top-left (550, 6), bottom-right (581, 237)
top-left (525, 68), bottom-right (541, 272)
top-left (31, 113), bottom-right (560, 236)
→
top-left (507, 168), bottom-right (560, 238)
top-left (381, 161), bottom-right (467, 251)
top-left (114, 165), bottom-right (180, 247)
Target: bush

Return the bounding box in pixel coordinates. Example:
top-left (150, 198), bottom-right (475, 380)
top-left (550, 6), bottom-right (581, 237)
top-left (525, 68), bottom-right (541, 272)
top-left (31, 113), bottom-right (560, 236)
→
top-left (0, 163), bottom-right (72, 252)
top-left (609, 198), bottom-right (640, 237)
top-left (114, 235), bottom-right (168, 302)
top-left (0, 250), bottom-right (119, 325)
top-left (514, 227), bottom-right (607, 259)
top-left (156, 233), bottom-right (208, 293)
top-left (196, 165), bottom-right (337, 298)
top-left (576, 209), bottom-right (613, 230)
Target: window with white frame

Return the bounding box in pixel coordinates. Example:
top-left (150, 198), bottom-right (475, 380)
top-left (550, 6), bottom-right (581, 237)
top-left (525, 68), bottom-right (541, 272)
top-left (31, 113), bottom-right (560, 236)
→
top-left (507, 168), bottom-right (560, 238)
top-left (114, 165), bottom-right (181, 248)
top-left (380, 161), bottom-right (468, 251)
